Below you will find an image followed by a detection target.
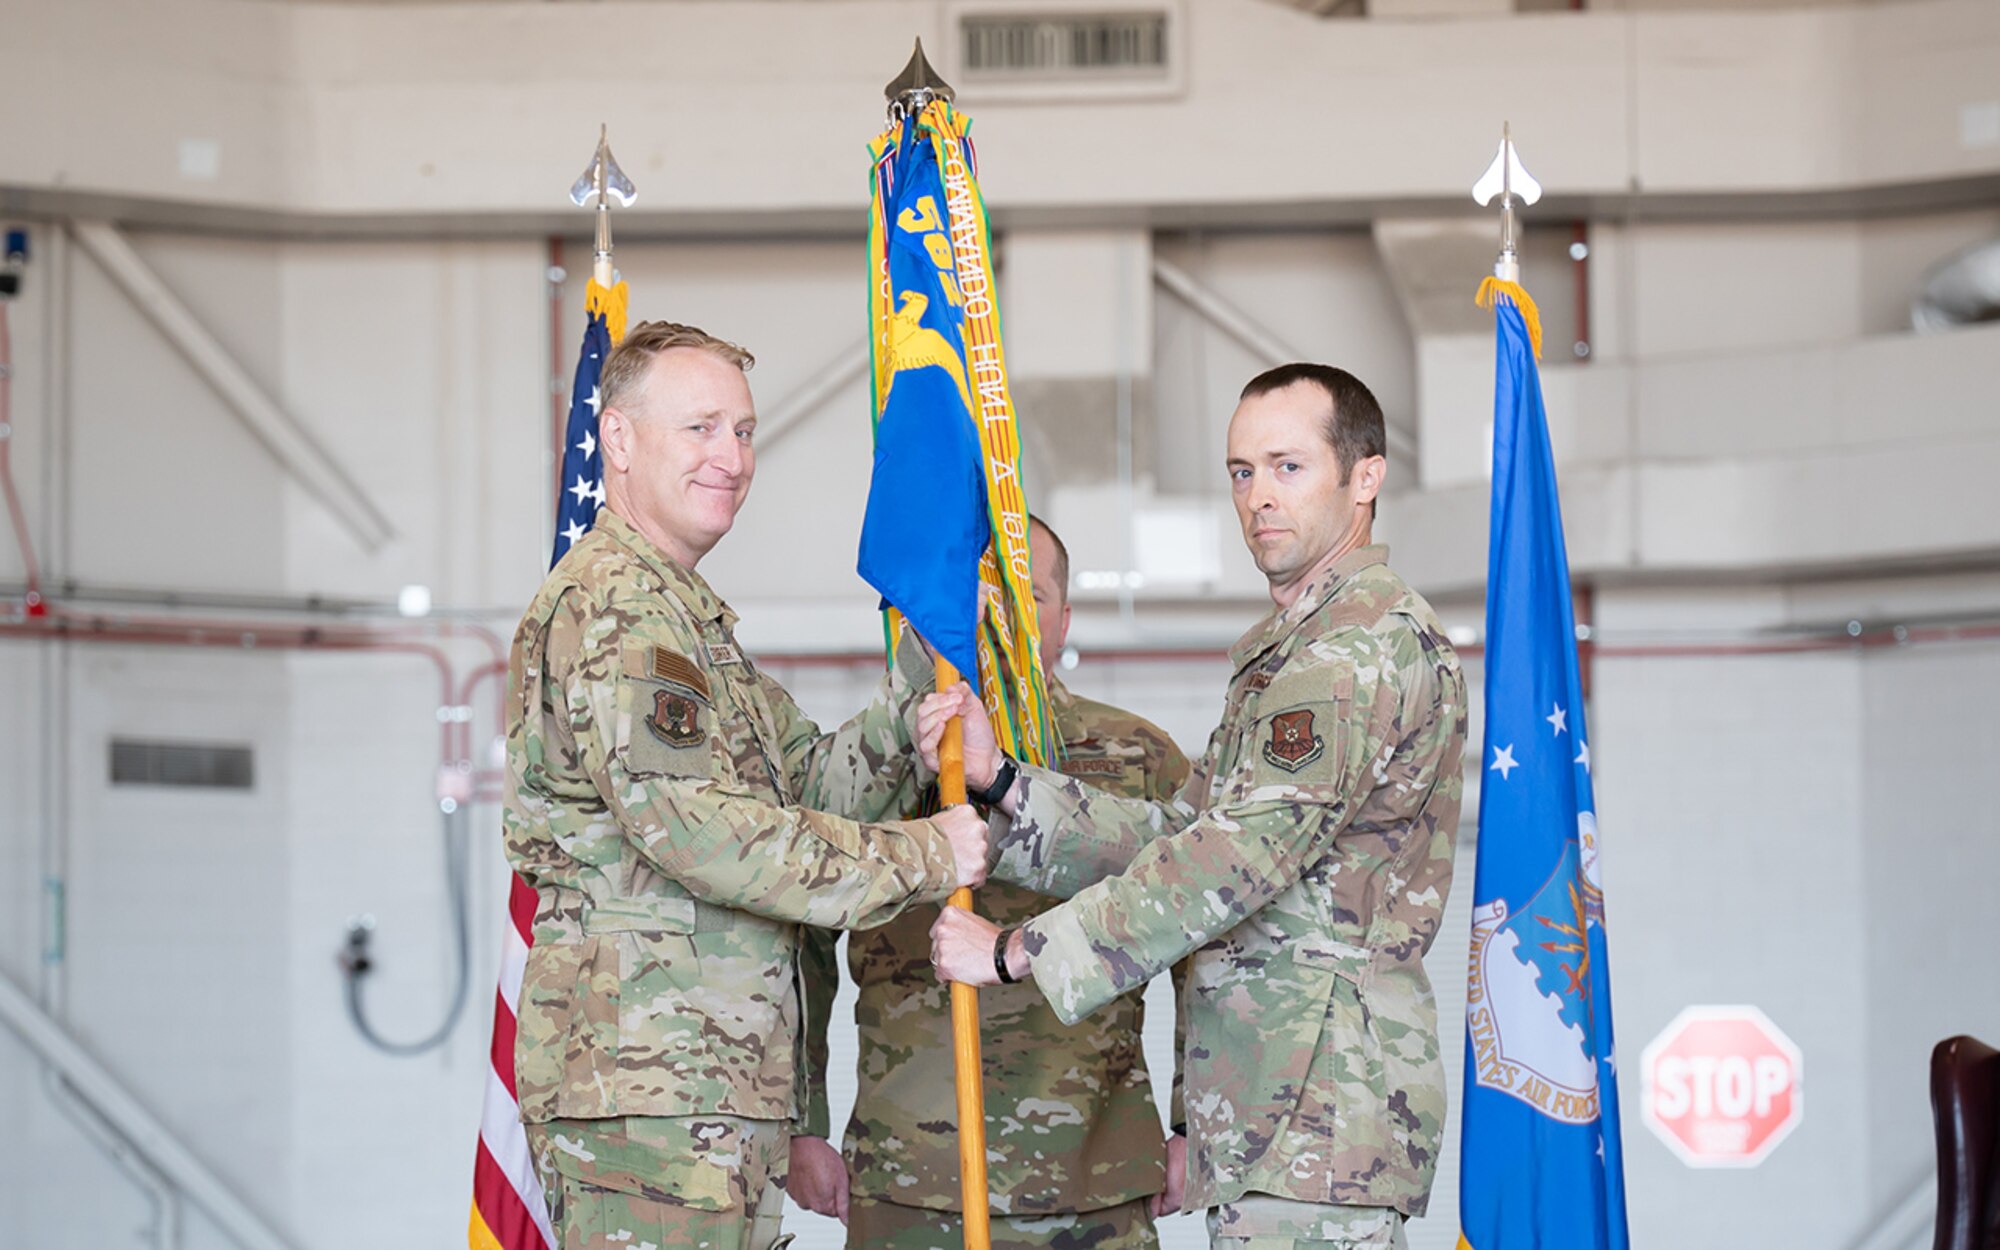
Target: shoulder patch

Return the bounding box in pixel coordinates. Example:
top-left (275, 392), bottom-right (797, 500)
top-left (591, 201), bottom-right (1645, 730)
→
top-left (651, 647), bottom-right (711, 702)
top-left (1263, 708), bottom-right (1324, 773)
top-left (644, 688), bottom-right (706, 748)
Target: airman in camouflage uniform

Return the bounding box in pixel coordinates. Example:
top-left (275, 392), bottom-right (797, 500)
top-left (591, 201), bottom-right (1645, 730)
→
top-left (505, 322), bottom-right (988, 1250)
top-left (929, 366), bottom-right (1468, 1250)
top-left (793, 518), bottom-right (1192, 1250)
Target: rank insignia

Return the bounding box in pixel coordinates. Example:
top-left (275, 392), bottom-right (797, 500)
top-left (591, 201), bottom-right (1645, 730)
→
top-left (646, 689), bottom-right (704, 748)
top-left (705, 641), bottom-right (743, 666)
top-left (1262, 708), bottom-right (1324, 772)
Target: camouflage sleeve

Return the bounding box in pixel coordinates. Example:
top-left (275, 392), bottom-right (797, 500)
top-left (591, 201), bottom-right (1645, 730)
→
top-left (1168, 954), bottom-right (1190, 1133)
top-left (767, 627), bottom-right (938, 824)
top-left (794, 924), bottom-right (842, 1138)
top-left (989, 718), bottom-right (1198, 898)
top-left (1017, 639), bottom-right (1398, 1026)
top-left (553, 598), bottom-right (959, 930)
top-left (990, 765), bottom-right (1196, 899)
top-left (1150, 733), bottom-right (1193, 805)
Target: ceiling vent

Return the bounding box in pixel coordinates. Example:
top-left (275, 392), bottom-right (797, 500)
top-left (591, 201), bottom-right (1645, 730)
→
top-left (949, 2), bottom-right (1185, 102)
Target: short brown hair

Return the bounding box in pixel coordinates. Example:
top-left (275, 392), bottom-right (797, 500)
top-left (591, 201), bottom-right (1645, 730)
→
top-left (1239, 363), bottom-right (1385, 479)
top-left (601, 320), bottom-right (755, 414)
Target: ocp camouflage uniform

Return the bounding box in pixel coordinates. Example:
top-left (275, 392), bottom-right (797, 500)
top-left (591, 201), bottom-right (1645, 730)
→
top-left (504, 508), bottom-right (964, 1250)
top-left (991, 546), bottom-right (1467, 1247)
top-left (800, 677), bottom-right (1192, 1250)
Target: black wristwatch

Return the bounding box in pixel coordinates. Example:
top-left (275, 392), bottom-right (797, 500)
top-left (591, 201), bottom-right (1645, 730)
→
top-left (994, 927), bottom-right (1020, 984)
top-left (967, 755), bottom-right (1018, 808)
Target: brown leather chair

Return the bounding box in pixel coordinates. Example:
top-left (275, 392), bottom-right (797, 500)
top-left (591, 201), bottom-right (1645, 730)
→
top-left (1933, 1035), bottom-right (2000, 1250)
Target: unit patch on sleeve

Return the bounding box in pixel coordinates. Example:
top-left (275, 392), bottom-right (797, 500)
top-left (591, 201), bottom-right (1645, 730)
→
top-left (1262, 708), bottom-right (1324, 773)
top-left (646, 688), bottom-right (706, 748)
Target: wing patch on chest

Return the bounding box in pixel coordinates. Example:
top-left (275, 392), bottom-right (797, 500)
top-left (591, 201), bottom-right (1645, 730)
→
top-left (1262, 708), bottom-right (1324, 772)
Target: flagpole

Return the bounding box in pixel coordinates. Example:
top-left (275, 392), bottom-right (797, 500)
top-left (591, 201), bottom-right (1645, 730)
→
top-left (886, 42), bottom-right (993, 1250)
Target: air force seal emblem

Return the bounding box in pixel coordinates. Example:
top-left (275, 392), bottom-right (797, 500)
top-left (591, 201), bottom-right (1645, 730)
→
top-left (1262, 708), bottom-right (1324, 772)
top-left (1465, 812), bottom-right (1607, 1125)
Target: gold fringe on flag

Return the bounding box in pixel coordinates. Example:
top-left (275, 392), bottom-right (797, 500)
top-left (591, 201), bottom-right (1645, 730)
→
top-left (1475, 276), bottom-right (1542, 360)
top-left (587, 277), bottom-right (629, 346)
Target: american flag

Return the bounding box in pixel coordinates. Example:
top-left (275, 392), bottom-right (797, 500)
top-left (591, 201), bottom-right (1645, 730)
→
top-left (551, 306), bottom-right (610, 563)
top-left (469, 281), bottom-right (621, 1250)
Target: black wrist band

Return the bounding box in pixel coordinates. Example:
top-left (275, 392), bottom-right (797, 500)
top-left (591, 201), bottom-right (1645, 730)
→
top-left (994, 928), bottom-right (1019, 984)
top-left (969, 755), bottom-right (1018, 807)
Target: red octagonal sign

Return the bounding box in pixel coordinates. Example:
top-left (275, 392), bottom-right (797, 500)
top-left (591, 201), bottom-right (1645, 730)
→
top-left (1642, 1006), bottom-right (1803, 1167)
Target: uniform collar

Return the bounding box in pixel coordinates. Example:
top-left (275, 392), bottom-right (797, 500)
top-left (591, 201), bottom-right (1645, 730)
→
top-left (595, 508), bottom-right (737, 629)
top-left (1227, 543), bottom-right (1390, 674)
top-left (1046, 672), bottom-right (1083, 740)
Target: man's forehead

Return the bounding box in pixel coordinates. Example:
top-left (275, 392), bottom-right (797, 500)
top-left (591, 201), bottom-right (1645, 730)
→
top-left (640, 349), bottom-right (754, 414)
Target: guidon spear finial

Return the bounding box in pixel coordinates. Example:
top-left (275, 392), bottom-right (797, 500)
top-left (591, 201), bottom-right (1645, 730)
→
top-left (569, 124), bottom-right (637, 288)
top-left (885, 37), bottom-right (955, 125)
top-left (1472, 123), bottom-right (1543, 284)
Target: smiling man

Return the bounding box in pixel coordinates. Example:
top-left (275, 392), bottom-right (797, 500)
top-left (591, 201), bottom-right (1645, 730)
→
top-left (502, 321), bottom-right (990, 1250)
top-left (926, 364), bottom-right (1469, 1250)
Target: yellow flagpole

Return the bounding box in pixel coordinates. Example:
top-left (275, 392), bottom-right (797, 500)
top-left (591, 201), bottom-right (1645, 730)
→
top-left (934, 654), bottom-right (992, 1250)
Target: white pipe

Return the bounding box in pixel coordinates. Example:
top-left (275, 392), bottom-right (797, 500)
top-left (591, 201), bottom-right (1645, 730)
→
top-left (1150, 255), bottom-right (1419, 461)
top-left (46, 1071), bottom-right (182, 1250)
top-left (754, 338), bottom-right (870, 454)
top-left (67, 220), bottom-right (395, 553)
top-left (0, 969), bottom-right (298, 1250)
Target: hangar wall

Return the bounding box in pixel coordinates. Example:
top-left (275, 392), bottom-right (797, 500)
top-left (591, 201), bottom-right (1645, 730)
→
top-left (1, 0), bottom-right (1998, 1247)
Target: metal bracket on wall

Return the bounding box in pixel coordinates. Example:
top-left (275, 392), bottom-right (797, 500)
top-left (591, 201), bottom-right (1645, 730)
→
top-left (67, 220), bottom-right (396, 554)
top-left (752, 337), bottom-right (870, 457)
top-left (1150, 255), bottom-right (1419, 462)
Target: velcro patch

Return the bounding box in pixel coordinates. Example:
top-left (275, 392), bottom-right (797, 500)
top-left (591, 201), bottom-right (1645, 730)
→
top-left (650, 647), bottom-right (711, 702)
top-left (705, 641), bottom-right (744, 667)
top-left (1262, 708), bottom-right (1324, 772)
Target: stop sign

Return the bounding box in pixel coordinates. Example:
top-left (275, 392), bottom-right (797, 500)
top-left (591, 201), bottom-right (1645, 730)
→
top-left (1642, 1006), bottom-right (1802, 1167)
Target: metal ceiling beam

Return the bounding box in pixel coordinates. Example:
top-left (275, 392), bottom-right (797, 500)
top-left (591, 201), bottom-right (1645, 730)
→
top-left (69, 220), bottom-right (396, 553)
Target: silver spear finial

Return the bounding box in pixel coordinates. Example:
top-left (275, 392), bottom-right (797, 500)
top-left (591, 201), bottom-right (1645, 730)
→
top-left (1472, 123), bottom-right (1543, 283)
top-left (569, 125), bottom-right (637, 288)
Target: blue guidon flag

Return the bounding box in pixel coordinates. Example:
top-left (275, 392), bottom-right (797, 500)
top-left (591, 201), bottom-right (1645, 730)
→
top-left (1457, 278), bottom-right (1630, 1250)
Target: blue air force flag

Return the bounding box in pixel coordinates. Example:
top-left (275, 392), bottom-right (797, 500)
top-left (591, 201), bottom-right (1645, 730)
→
top-left (1458, 285), bottom-right (1630, 1250)
top-left (551, 299), bottom-right (611, 565)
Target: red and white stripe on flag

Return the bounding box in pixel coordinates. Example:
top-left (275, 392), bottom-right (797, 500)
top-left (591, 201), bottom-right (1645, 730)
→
top-left (468, 874), bottom-right (554, 1250)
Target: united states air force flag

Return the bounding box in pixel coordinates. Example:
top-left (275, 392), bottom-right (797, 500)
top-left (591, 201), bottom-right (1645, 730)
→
top-left (1458, 278), bottom-right (1629, 1250)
